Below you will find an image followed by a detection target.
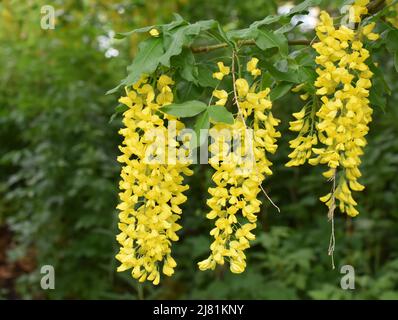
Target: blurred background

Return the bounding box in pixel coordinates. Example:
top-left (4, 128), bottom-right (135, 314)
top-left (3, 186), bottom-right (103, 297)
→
top-left (0, 0), bottom-right (397, 299)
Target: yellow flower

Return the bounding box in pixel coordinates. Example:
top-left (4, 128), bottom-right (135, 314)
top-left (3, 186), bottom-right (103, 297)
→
top-left (157, 75), bottom-right (174, 90)
top-left (349, 0), bottom-right (369, 23)
top-left (235, 78), bottom-right (249, 98)
top-left (247, 57), bottom-right (261, 77)
top-left (361, 22), bottom-right (379, 40)
top-left (149, 28), bottom-right (160, 37)
top-left (212, 62), bottom-right (230, 80)
top-left (212, 89), bottom-right (229, 106)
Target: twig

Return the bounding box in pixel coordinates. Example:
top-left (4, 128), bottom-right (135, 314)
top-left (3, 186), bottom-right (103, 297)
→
top-left (192, 39), bottom-right (311, 53)
top-left (328, 170), bottom-right (337, 270)
top-left (368, 0), bottom-right (386, 14)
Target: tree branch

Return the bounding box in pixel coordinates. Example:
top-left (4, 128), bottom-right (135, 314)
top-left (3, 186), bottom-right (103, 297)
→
top-left (368, 0), bottom-right (386, 14)
top-left (191, 0), bottom-right (386, 54)
top-left (191, 39), bottom-right (311, 53)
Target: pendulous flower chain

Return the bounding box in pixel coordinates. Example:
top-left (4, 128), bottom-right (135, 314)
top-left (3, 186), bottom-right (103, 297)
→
top-left (199, 59), bottom-right (280, 274)
top-left (116, 75), bottom-right (192, 285)
top-left (286, 0), bottom-right (379, 217)
top-left (115, 0), bottom-right (382, 285)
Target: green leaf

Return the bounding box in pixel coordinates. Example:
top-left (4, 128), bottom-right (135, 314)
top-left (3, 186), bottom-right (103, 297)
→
top-left (197, 64), bottom-right (218, 87)
top-left (114, 15), bottom-right (186, 39)
top-left (161, 26), bottom-right (198, 68)
top-left (395, 52), bottom-right (398, 72)
top-left (369, 62), bottom-right (388, 111)
top-left (226, 27), bottom-right (257, 40)
top-left (370, 62), bottom-right (391, 95)
top-left (160, 100), bottom-right (207, 117)
top-left (265, 63), bottom-right (299, 83)
top-left (270, 82), bottom-right (293, 101)
top-left (106, 37), bottom-right (164, 94)
top-left (297, 66), bottom-right (317, 83)
top-left (227, 15), bottom-right (284, 41)
top-left (288, 0), bottom-right (321, 16)
top-left (193, 110), bottom-right (210, 148)
top-left (255, 30), bottom-right (288, 56)
top-left (261, 72), bottom-right (274, 89)
top-left (276, 21), bottom-right (302, 34)
top-left (108, 104), bottom-right (128, 123)
top-left (208, 105), bottom-right (234, 124)
top-left (160, 20), bottom-right (218, 67)
top-left (370, 87), bottom-right (387, 111)
top-left (173, 49), bottom-right (198, 84)
top-left (250, 15), bottom-right (283, 29)
top-left (386, 29), bottom-right (398, 53)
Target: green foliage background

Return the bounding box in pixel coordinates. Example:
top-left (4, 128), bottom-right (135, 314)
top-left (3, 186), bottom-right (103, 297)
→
top-left (0, 0), bottom-right (397, 299)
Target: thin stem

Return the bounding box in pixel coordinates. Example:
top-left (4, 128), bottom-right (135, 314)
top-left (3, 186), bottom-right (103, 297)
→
top-left (328, 170), bottom-right (337, 270)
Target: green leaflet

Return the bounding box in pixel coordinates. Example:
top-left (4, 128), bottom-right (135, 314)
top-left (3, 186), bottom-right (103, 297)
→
top-left (173, 49), bottom-right (199, 84)
top-left (192, 110), bottom-right (210, 149)
top-left (114, 13), bottom-right (186, 39)
top-left (160, 100), bottom-right (207, 117)
top-left (108, 19), bottom-right (219, 94)
top-left (288, 0), bottom-right (321, 15)
top-left (208, 105), bottom-right (234, 124)
top-left (160, 20), bottom-right (217, 67)
top-left (255, 29), bottom-right (288, 56)
top-left (270, 82), bottom-right (293, 101)
top-left (106, 37), bottom-right (164, 94)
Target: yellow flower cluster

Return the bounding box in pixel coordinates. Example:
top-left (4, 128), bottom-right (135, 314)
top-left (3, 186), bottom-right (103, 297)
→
top-left (286, 103), bottom-right (318, 167)
top-left (199, 59), bottom-right (280, 273)
top-left (308, 1), bottom-right (377, 217)
top-left (115, 75), bottom-right (193, 285)
top-left (349, 0), bottom-right (369, 23)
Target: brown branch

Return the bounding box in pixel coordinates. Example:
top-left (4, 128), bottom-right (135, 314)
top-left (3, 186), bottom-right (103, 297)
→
top-left (368, 0), bottom-right (386, 14)
top-left (191, 39), bottom-right (311, 53)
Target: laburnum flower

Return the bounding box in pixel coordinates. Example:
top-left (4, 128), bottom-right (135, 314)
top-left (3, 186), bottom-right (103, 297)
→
top-left (247, 57), bottom-right (261, 77)
top-left (212, 89), bottom-right (229, 106)
top-left (286, 105), bottom-right (318, 167)
top-left (213, 62), bottom-right (230, 80)
top-left (349, 0), bottom-right (369, 23)
top-left (235, 78), bottom-right (249, 98)
top-left (361, 22), bottom-right (379, 41)
top-left (199, 71), bottom-right (280, 274)
top-left (308, 4), bottom-right (378, 217)
top-left (149, 28), bottom-right (160, 37)
top-left (115, 74), bottom-right (193, 285)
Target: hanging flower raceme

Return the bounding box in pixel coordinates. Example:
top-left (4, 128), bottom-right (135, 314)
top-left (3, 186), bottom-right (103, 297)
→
top-left (115, 74), bottom-right (193, 285)
top-left (285, 88), bottom-right (318, 167)
top-left (306, 0), bottom-right (379, 217)
top-left (199, 59), bottom-right (280, 273)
